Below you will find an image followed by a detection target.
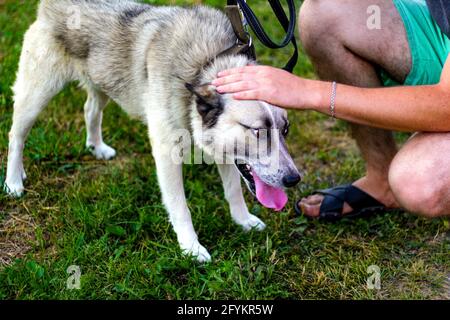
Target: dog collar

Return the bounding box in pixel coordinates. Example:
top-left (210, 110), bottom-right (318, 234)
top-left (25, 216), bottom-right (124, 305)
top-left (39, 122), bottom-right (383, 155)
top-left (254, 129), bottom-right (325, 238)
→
top-left (216, 4), bottom-right (256, 60)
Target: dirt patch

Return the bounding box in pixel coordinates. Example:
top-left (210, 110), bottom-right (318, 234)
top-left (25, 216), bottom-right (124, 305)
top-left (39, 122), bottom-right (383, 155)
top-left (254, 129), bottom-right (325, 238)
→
top-left (0, 210), bottom-right (37, 268)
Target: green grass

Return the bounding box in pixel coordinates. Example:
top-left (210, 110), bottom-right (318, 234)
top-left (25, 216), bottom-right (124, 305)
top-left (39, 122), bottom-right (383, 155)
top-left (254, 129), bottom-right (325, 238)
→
top-left (0, 0), bottom-right (449, 300)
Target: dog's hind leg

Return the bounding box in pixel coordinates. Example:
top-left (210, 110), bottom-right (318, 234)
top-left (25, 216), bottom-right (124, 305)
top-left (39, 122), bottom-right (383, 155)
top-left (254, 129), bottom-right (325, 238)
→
top-left (217, 164), bottom-right (266, 231)
top-left (5, 22), bottom-right (70, 196)
top-left (83, 87), bottom-right (116, 160)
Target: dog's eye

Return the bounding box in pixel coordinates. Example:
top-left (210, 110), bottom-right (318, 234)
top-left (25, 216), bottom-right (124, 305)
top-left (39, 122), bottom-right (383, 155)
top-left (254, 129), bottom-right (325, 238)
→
top-left (282, 123), bottom-right (290, 137)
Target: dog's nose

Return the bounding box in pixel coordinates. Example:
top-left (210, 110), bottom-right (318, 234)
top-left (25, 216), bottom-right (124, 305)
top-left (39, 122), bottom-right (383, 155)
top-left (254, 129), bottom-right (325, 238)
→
top-left (282, 174), bottom-right (301, 188)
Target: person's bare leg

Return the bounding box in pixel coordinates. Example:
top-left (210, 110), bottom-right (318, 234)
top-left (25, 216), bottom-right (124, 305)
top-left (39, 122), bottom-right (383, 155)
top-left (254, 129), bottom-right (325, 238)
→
top-left (298, 0), bottom-right (411, 216)
top-left (389, 133), bottom-right (450, 217)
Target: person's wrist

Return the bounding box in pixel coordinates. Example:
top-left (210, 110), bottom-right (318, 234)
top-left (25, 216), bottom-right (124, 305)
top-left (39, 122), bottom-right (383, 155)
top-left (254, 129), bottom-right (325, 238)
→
top-left (300, 79), bottom-right (327, 111)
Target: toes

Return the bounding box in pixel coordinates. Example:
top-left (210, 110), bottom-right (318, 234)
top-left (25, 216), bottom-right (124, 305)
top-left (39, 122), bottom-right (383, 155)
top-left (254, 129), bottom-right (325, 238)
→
top-left (88, 143), bottom-right (117, 160)
top-left (195, 246), bottom-right (212, 263)
top-left (296, 194), bottom-right (324, 218)
top-left (182, 241), bottom-right (211, 263)
top-left (99, 145), bottom-right (116, 160)
top-left (299, 199), bottom-right (321, 218)
top-left (4, 182), bottom-right (24, 197)
top-left (237, 214), bottom-right (266, 231)
top-left (304, 194), bottom-right (323, 205)
top-left (298, 194), bottom-right (354, 218)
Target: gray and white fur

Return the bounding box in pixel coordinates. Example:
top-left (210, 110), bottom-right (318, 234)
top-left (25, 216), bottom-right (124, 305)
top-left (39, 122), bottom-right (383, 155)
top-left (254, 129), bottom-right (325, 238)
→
top-left (5, 0), bottom-right (300, 262)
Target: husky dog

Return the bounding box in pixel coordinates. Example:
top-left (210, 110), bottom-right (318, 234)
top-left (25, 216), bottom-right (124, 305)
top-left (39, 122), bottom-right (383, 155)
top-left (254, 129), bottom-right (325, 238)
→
top-left (5, 0), bottom-right (301, 262)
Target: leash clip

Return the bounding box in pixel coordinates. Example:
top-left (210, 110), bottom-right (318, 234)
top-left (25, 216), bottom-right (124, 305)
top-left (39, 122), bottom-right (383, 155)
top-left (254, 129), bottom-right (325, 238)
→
top-left (227, 0), bottom-right (299, 73)
top-left (237, 0), bottom-right (253, 47)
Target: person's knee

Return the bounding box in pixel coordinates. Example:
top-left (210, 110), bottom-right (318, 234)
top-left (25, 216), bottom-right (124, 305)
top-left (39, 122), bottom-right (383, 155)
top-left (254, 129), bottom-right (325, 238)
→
top-left (389, 159), bottom-right (449, 218)
top-left (299, 0), bottom-right (342, 55)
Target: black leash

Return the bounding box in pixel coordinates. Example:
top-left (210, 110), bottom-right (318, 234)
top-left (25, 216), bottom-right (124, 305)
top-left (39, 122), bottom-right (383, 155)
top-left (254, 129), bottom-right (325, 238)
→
top-left (225, 0), bottom-right (298, 73)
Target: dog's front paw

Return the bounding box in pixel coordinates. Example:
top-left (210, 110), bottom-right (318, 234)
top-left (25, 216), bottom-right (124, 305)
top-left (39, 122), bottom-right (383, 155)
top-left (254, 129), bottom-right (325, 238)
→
top-left (236, 214), bottom-right (266, 232)
top-left (181, 240), bottom-right (211, 263)
top-left (88, 143), bottom-right (117, 160)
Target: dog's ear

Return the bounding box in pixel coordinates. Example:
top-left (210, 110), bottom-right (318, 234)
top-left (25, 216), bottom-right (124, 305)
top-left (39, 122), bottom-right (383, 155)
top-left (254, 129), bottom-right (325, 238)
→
top-left (185, 83), bottom-right (223, 127)
top-left (185, 83), bottom-right (221, 106)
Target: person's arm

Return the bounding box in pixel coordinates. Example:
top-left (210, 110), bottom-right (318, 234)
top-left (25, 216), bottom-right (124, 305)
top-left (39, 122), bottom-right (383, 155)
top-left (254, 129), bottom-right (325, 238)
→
top-left (212, 57), bottom-right (450, 132)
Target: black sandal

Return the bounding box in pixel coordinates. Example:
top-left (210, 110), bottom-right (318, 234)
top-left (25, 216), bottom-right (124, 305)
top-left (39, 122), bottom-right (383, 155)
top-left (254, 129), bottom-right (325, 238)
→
top-left (294, 184), bottom-right (387, 222)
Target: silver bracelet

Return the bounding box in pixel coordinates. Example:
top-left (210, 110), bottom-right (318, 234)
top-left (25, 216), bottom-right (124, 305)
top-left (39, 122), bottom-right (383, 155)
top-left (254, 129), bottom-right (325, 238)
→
top-left (330, 81), bottom-right (337, 119)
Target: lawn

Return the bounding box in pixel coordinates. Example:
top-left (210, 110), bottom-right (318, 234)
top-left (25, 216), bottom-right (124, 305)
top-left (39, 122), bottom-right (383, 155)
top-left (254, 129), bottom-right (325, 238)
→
top-left (0, 0), bottom-right (449, 300)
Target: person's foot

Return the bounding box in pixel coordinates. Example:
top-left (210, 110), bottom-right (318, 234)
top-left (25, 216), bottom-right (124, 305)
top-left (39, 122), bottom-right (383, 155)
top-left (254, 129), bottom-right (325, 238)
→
top-left (298, 176), bottom-right (400, 218)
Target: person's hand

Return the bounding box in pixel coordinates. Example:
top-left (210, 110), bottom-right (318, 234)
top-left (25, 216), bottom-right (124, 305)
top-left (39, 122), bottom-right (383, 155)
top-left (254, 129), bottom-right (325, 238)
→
top-left (212, 65), bottom-right (321, 110)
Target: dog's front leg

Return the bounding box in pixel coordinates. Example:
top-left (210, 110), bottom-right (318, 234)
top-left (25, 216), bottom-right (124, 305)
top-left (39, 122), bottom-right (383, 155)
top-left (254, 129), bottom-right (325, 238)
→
top-left (217, 164), bottom-right (266, 231)
top-left (152, 146), bottom-right (211, 263)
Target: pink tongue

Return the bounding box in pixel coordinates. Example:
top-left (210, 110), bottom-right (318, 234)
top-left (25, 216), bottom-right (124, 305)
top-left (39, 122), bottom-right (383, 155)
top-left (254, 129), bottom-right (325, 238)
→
top-left (252, 170), bottom-right (288, 211)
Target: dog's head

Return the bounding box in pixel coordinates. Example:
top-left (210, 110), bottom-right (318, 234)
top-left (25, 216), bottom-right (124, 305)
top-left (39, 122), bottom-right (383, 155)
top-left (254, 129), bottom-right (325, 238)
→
top-left (187, 83), bottom-right (301, 211)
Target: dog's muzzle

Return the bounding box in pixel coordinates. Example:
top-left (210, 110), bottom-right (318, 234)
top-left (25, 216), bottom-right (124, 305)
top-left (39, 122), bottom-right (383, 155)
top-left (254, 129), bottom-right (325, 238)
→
top-left (235, 160), bottom-right (256, 195)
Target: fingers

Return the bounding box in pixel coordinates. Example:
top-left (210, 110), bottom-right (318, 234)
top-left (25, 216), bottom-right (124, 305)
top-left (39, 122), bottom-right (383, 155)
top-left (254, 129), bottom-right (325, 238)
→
top-left (217, 65), bottom-right (261, 77)
top-left (212, 73), bottom-right (253, 86)
top-left (215, 81), bottom-right (257, 94)
top-left (213, 66), bottom-right (272, 94)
